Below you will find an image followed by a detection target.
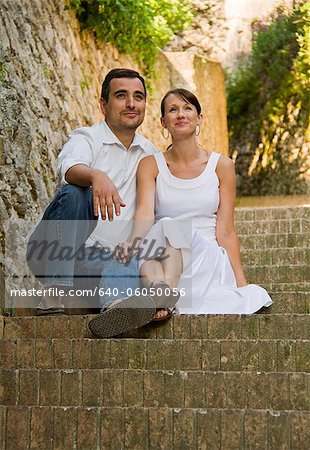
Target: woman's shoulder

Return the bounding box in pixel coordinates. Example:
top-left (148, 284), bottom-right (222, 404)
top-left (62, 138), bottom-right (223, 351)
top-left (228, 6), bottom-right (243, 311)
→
top-left (215, 153), bottom-right (235, 175)
top-left (138, 153), bottom-right (159, 175)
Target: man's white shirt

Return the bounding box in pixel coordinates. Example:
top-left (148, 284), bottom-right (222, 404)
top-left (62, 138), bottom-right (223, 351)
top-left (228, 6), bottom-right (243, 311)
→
top-left (57, 121), bottom-right (157, 250)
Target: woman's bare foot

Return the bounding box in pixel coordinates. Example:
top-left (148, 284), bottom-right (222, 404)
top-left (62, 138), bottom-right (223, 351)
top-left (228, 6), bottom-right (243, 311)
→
top-left (153, 309), bottom-right (170, 319)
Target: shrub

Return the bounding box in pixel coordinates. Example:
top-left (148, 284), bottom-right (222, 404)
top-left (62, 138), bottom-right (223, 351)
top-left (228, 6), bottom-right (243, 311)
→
top-left (67, 0), bottom-right (193, 77)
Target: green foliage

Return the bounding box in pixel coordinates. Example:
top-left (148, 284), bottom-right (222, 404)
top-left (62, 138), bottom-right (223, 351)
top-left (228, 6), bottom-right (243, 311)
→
top-left (226, 1), bottom-right (310, 195)
top-left (67, 0), bottom-right (193, 77)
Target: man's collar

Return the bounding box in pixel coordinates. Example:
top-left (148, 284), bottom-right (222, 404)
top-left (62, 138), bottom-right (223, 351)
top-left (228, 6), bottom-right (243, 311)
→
top-left (101, 121), bottom-right (148, 152)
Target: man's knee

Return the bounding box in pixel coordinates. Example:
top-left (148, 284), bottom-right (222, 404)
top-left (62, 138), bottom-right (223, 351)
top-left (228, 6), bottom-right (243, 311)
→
top-left (43, 184), bottom-right (93, 220)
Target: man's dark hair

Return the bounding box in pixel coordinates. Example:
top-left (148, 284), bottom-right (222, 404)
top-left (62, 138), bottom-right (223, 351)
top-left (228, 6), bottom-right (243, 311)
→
top-left (161, 88), bottom-right (202, 116)
top-left (101, 68), bottom-right (147, 102)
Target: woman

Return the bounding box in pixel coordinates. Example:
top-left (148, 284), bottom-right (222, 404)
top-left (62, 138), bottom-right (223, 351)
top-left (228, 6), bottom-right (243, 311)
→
top-left (117, 88), bottom-right (272, 320)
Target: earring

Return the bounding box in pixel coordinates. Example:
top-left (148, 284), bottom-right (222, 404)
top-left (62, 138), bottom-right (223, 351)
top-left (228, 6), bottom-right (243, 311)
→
top-left (162, 128), bottom-right (170, 139)
top-left (195, 124), bottom-right (200, 136)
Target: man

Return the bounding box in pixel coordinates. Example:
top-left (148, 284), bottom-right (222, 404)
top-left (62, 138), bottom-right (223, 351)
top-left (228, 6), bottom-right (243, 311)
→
top-left (27, 68), bottom-right (159, 337)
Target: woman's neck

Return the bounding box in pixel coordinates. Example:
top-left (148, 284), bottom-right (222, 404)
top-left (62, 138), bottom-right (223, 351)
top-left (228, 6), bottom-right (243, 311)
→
top-left (169, 136), bottom-right (205, 164)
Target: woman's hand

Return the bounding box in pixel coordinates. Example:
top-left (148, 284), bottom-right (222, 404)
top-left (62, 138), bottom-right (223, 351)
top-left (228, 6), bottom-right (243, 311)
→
top-left (114, 241), bottom-right (133, 264)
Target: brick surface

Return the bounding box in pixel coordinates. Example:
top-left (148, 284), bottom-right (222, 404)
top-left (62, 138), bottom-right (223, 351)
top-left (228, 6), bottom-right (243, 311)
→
top-left (244, 410), bottom-right (267, 450)
top-left (220, 340), bottom-right (240, 371)
top-left (258, 340), bottom-right (277, 372)
top-left (0, 341), bottom-right (16, 368)
top-left (184, 371), bottom-right (205, 408)
top-left (101, 407), bottom-right (124, 450)
top-left (127, 339), bottom-right (146, 370)
top-left (205, 372), bottom-right (226, 408)
top-left (0, 405), bottom-right (5, 449)
top-left (160, 340), bottom-right (183, 370)
top-left (5, 407), bottom-right (30, 450)
top-left (290, 411), bottom-right (310, 449)
top-left (202, 340), bottom-right (221, 371)
top-left (173, 314), bottom-right (191, 339)
top-left (19, 370), bottom-right (38, 406)
top-left (16, 339), bottom-right (34, 368)
top-left (268, 373), bottom-right (290, 410)
top-left (239, 340), bottom-right (258, 370)
top-left (190, 315), bottom-right (208, 339)
top-left (277, 341), bottom-right (296, 371)
top-left (144, 371), bottom-right (165, 407)
top-left (39, 370), bottom-right (61, 406)
top-left (221, 409), bottom-right (243, 450)
top-left (295, 341), bottom-right (310, 372)
top-left (124, 408), bottom-right (148, 450)
top-left (289, 373), bottom-right (309, 410)
top-left (4, 317), bottom-right (36, 339)
top-left (110, 339), bottom-right (129, 368)
top-left (164, 371), bottom-right (184, 408)
top-left (69, 315), bottom-right (87, 338)
top-left (91, 339), bottom-right (110, 369)
top-left (82, 369), bottom-right (102, 406)
top-left (182, 340), bottom-right (202, 370)
top-left (267, 411), bottom-right (290, 450)
top-left (53, 407), bottom-right (77, 450)
top-left (241, 316), bottom-right (260, 339)
top-left (76, 408), bottom-right (100, 450)
top-left (35, 338), bottom-right (53, 369)
top-left (61, 370), bottom-right (81, 406)
top-left (72, 339), bottom-right (92, 368)
top-left (0, 369), bottom-right (17, 405)
top-left (102, 369), bottom-right (123, 407)
top-left (53, 338), bottom-right (72, 368)
top-left (225, 372), bottom-right (247, 409)
top-left (149, 408), bottom-right (173, 450)
top-left (246, 372), bottom-right (268, 410)
top-left (173, 408), bottom-right (196, 450)
top-left (30, 407), bottom-right (53, 450)
top-left (123, 370), bottom-right (143, 407)
top-left (197, 409), bottom-right (221, 449)
top-left (35, 317), bottom-right (53, 339)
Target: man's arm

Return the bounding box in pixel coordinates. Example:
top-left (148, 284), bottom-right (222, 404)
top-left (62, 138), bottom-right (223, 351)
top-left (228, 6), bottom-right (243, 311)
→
top-left (57, 130), bottom-right (124, 221)
top-left (65, 164), bottom-right (126, 220)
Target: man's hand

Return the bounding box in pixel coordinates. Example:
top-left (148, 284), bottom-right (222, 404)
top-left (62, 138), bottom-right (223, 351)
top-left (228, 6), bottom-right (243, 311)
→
top-left (90, 169), bottom-right (126, 220)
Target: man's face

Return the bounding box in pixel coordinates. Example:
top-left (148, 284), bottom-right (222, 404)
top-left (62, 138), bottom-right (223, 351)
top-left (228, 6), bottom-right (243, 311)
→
top-left (100, 77), bottom-right (146, 133)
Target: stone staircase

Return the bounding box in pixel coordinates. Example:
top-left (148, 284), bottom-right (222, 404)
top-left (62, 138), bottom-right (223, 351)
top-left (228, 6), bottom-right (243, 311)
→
top-left (0, 206), bottom-right (309, 449)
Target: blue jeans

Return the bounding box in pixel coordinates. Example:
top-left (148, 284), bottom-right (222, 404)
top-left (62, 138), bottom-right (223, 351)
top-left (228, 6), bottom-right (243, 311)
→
top-left (27, 184), bottom-right (140, 308)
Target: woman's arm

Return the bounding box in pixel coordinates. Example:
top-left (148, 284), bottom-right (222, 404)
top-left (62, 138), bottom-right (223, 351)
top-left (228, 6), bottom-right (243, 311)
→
top-left (130, 155), bottom-right (158, 244)
top-left (115, 155), bottom-right (158, 262)
top-left (215, 156), bottom-right (247, 287)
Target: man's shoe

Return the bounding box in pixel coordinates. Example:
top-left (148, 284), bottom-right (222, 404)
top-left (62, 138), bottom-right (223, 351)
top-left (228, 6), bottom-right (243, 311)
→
top-left (88, 294), bottom-right (156, 338)
top-left (34, 296), bottom-right (65, 316)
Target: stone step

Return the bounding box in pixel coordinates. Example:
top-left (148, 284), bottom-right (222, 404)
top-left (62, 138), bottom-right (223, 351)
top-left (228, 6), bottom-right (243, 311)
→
top-left (263, 282), bottom-right (310, 293)
top-left (238, 233), bottom-right (310, 249)
top-left (1, 314), bottom-right (309, 340)
top-left (0, 338), bottom-right (308, 372)
top-left (235, 205), bottom-right (310, 221)
top-left (236, 218), bottom-right (309, 235)
top-left (244, 265), bottom-right (309, 284)
top-left (0, 368), bottom-right (308, 411)
top-left (241, 247), bottom-right (309, 266)
top-left (264, 292), bottom-right (309, 313)
top-left (0, 405), bottom-right (308, 449)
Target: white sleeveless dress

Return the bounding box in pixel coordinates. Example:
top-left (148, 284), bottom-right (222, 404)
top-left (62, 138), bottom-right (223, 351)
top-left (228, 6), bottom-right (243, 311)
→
top-left (139, 151), bottom-right (272, 314)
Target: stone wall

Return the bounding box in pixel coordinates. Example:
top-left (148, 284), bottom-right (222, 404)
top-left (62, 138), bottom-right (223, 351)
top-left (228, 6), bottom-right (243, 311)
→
top-left (0, 0), bottom-right (228, 221)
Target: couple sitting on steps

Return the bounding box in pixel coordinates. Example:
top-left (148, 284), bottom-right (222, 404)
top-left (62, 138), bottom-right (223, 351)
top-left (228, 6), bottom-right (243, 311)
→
top-left (27, 68), bottom-right (272, 338)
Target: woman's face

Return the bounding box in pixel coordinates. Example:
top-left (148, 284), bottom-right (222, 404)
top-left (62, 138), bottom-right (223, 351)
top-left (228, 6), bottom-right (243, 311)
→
top-left (161, 94), bottom-right (202, 138)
